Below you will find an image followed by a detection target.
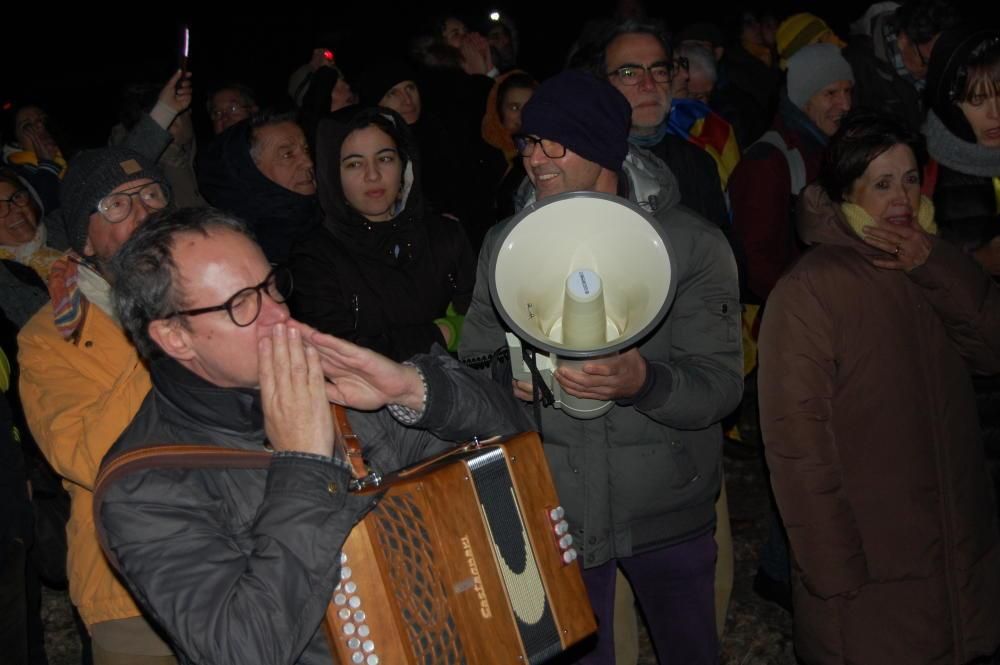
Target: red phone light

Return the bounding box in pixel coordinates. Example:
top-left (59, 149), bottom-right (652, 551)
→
top-left (323, 50), bottom-right (334, 61)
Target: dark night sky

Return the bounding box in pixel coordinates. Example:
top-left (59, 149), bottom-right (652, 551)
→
top-left (1, 1), bottom-right (984, 150)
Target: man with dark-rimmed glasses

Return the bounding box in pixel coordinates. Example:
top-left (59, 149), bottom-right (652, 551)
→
top-left (574, 18), bottom-right (729, 230)
top-left (461, 69), bottom-right (741, 665)
top-left (17, 147), bottom-right (178, 663)
top-left (91, 207), bottom-right (530, 664)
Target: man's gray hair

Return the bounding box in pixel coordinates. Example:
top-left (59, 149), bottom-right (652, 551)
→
top-left (248, 111), bottom-right (300, 165)
top-left (567, 18), bottom-right (673, 77)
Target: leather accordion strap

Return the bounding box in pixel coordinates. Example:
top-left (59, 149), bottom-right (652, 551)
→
top-left (333, 404), bottom-right (367, 480)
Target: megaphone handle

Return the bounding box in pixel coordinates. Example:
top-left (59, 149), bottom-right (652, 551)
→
top-left (522, 348), bottom-right (556, 442)
top-left (523, 348), bottom-right (555, 407)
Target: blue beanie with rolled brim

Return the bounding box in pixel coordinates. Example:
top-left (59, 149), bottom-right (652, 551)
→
top-left (519, 70), bottom-right (632, 172)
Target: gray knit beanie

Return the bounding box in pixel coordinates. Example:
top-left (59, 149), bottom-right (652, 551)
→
top-left (787, 43), bottom-right (855, 110)
top-left (61, 147), bottom-right (166, 256)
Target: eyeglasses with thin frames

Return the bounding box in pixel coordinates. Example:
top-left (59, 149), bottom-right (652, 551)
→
top-left (210, 104), bottom-right (252, 121)
top-left (94, 183), bottom-right (169, 224)
top-left (606, 63), bottom-right (672, 86)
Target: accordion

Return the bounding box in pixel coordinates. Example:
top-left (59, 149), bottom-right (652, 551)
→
top-left (325, 432), bottom-right (596, 665)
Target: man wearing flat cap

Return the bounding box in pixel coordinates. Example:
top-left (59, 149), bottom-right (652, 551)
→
top-left (460, 70), bottom-right (742, 664)
top-left (18, 147), bottom-right (177, 663)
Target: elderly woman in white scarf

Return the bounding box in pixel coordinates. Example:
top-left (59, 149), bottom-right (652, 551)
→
top-left (0, 170), bottom-right (64, 327)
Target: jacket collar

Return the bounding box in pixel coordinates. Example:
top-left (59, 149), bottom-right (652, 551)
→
top-left (150, 357), bottom-right (265, 439)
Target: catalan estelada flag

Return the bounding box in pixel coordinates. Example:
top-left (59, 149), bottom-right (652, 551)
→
top-left (666, 98), bottom-right (741, 189)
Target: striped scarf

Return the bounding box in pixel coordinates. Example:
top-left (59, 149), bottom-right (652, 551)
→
top-left (46, 253), bottom-right (85, 340)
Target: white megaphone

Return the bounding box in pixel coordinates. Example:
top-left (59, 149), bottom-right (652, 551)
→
top-left (490, 191), bottom-right (677, 419)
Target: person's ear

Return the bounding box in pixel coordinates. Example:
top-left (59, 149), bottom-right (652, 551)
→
top-left (148, 318), bottom-right (196, 361)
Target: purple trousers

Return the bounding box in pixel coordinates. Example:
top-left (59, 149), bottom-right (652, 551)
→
top-left (576, 531), bottom-right (718, 665)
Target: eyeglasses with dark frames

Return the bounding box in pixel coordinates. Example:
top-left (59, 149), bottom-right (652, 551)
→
top-left (0, 189), bottom-right (32, 218)
top-left (164, 266), bottom-right (294, 327)
top-left (513, 135), bottom-right (567, 159)
top-left (606, 63), bottom-right (672, 86)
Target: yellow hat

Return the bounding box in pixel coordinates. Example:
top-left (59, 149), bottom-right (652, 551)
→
top-left (777, 13), bottom-right (846, 66)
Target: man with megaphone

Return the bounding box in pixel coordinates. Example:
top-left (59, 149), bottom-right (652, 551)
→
top-left (460, 69), bottom-right (742, 665)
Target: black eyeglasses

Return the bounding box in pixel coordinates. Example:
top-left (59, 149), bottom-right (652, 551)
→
top-left (165, 267), bottom-right (293, 327)
top-left (513, 135), bottom-right (567, 159)
top-left (607, 63), bottom-right (672, 86)
top-left (0, 189), bottom-right (31, 218)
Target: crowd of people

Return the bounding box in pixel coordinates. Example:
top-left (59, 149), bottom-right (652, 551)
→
top-left (1, 2), bottom-right (998, 665)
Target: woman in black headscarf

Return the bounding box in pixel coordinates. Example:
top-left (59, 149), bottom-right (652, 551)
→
top-left (288, 106), bottom-right (475, 361)
top-left (923, 28), bottom-right (1000, 484)
top-left (923, 27), bottom-right (1000, 276)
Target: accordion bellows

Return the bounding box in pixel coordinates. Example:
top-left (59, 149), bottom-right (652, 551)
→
top-left (325, 433), bottom-right (596, 664)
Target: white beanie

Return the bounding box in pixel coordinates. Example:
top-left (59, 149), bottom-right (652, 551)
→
top-left (787, 43), bottom-right (854, 110)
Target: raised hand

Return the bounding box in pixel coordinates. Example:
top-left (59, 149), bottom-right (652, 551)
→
top-left (159, 69), bottom-right (193, 114)
top-left (862, 223), bottom-right (932, 271)
top-left (258, 323), bottom-right (334, 456)
top-left (291, 321), bottom-right (426, 412)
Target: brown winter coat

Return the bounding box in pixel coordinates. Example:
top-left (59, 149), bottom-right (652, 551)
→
top-left (758, 184), bottom-right (1000, 664)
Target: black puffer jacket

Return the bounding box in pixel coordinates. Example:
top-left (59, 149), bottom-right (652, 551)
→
top-left (289, 107), bottom-right (475, 361)
top-left (932, 165), bottom-right (999, 250)
top-left (97, 353), bottom-right (533, 665)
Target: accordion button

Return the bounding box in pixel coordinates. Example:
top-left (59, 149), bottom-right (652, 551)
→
top-left (554, 520), bottom-right (569, 535)
top-left (334, 594), bottom-right (347, 606)
top-left (363, 640), bottom-right (375, 653)
top-left (549, 507), bottom-right (565, 521)
top-left (341, 567), bottom-right (353, 580)
top-left (345, 582), bottom-right (357, 593)
top-left (343, 623), bottom-right (356, 635)
top-left (341, 552), bottom-right (348, 564)
top-left (563, 550), bottom-right (578, 564)
top-left (559, 534), bottom-right (574, 549)
top-left (368, 656), bottom-right (380, 665)
top-left (358, 625), bottom-right (370, 637)
top-left (348, 638), bottom-right (361, 650)
top-left (354, 611), bottom-right (366, 623)
top-left (352, 651), bottom-right (364, 663)
top-left (349, 596), bottom-right (362, 609)
top-left (339, 608), bottom-right (351, 620)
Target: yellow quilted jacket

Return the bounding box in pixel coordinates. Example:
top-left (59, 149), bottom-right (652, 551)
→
top-left (19, 299), bottom-right (151, 626)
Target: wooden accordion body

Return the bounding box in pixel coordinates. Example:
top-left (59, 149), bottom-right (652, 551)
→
top-left (324, 432), bottom-right (596, 665)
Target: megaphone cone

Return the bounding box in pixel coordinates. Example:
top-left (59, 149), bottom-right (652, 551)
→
top-left (490, 192), bottom-right (677, 418)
